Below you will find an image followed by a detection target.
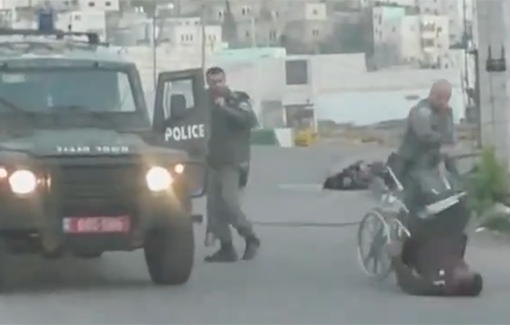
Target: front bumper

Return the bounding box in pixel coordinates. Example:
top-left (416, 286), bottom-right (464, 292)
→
top-left (0, 158), bottom-right (192, 252)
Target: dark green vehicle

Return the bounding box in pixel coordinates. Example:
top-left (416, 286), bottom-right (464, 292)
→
top-left (0, 29), bottom-right (209, 288)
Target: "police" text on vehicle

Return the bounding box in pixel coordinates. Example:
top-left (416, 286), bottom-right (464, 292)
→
top-left (165, 124), bottom-right (205, 142)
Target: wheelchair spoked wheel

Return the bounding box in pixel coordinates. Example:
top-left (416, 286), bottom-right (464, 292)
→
top-left (357, 208), bottom-right (393, 280)
top-left (387, 217), bottom-right (411, 241)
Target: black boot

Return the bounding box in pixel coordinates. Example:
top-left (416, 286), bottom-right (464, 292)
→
top-left (242, 236), bottom-right (260, 260)
top-left (204, 241), bottom-right (238, 263)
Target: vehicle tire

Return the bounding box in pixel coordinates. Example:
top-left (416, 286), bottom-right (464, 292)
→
top-left (357, 208), bottom-right (393, 281)
top-left (144, 214), bottom-right (195, 286)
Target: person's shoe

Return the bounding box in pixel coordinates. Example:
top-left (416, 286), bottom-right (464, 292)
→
top-left (204, 243), bottom-right (238, 263)
top-left (242, 236), bottom-right (260, 260)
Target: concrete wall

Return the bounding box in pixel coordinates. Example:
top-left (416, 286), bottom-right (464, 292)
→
top-left (125, 47), bottom-right (463, 127)
top-left (307, 53), bottom-right (462, 92)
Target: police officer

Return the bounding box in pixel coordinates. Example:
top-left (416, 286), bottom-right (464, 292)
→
top-left (204, 66), bottom-right (260, 263)
top-left (397, 79), bottom-right (455, 177)
top-left (396, 79), bottom-right (456, 226)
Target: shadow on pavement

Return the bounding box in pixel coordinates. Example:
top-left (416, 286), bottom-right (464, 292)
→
top-left (0, 253), bottom-right (151, 295)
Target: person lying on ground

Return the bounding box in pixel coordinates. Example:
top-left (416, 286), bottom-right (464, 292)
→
top-left (323, 160), bottom-right (385, 190)
top-left (387, 239), bottom-right (483, 296)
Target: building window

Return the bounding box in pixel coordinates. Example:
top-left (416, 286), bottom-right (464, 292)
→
top-left (269, 31), bottom-right (277, 40)
top-left (422, 21), bottom-right (435, 32)
top-left (74, 14), bottom-right (81, 21)
top-left (312, 9), bottom-right (318, 15)
top-left (72, 0), bottom-right (78, 4)
top-left (241, 7), bottom-right (251, 15)
top-left (64, 1), bottom-right (69, 5)
top-left (273, 11), bottom-right (279, 18)
top-left (88, 1), bottom-right (95, 7)
top-left (181, 34), bottom-right (194, 42)
top-left (285, 60), bottom-right (308, 85)
top-left (245, 31), bottom-right (250, 38)
top-left (218, 11), bottom-right (223, 18)
top-left (422, 39), bottom-right (434, 47)
top-left (312, 29), bottom-right (319, 36)
top-left (105, 1), bottom-right (111, 6)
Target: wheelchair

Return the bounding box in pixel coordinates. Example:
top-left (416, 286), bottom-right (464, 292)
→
top-left (357, 162), bottom-right (411, 280)
top-left (357, 153), bottom-right (469, 280)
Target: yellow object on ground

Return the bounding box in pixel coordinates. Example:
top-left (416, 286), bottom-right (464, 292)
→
top-left (294, 128), bottom-right (317, 147)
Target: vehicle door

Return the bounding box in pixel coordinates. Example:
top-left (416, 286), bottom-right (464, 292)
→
top-left (153, 68), bottom-right (208, 197)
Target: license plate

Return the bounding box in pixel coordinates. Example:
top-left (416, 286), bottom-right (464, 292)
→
top-left (63, 216), bottom-right (130, 234)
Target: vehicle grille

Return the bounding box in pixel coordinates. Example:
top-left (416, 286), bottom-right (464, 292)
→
top-left (52, 163), bottom-right (142, 214)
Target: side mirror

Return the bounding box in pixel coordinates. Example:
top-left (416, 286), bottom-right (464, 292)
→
top-left (169, 94), bottom-right (187, 119)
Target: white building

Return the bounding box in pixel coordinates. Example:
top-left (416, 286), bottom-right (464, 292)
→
top-left (399, 15), bottom-right (451, 67)
top-left (364, 0), bottom-right (470, 45)
top-left (57, 10), bottom-right (107, 39)
top-left (362, 0), bottom-right (416, 7)
top-left (372, 5), bottom-right (451, 67)
top-left (76, 0), bottom-right (119, 11)
top-left (283, 1), bottom-right (331, 51)
top-left (162, 17), bottom-right (223, 53)
top-left (416, 0), bottom-right (465, 45)
top-left (0, 0), bottom-right (34, 10)
top-left (0, 0), bottom-right (119, 11)
top-left (371, 6), bottom-right (407, 67)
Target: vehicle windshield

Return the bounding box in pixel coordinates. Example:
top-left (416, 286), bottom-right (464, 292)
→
top-left (0, 69), bottom-right (137, 114)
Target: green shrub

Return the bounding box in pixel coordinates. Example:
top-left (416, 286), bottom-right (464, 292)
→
top-left (467, 147), bottom-right (510, 231)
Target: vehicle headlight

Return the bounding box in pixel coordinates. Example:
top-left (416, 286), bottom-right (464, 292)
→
top-left (9, 170), bottom-right (37, 195)
top-left (174, 163), bottom-right (185, 174)
top-left (146, 166), bottom-right (173, 192)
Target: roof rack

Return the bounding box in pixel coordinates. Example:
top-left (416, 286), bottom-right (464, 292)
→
top-left (0, 29), bottom-right (102, 45)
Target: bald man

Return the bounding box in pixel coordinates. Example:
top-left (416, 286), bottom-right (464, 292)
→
top-left (397, 79), bottom-right (455, 169)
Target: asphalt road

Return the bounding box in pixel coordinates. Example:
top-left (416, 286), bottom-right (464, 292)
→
top-left (0, 145), bottom-right (509, 324)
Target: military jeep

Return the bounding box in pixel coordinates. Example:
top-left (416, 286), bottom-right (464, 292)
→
top-left (0, 29), bottom-right (209, 289)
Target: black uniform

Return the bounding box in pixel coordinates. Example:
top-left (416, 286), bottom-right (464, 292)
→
top-left (392, 235), bottom-right (483, 296)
